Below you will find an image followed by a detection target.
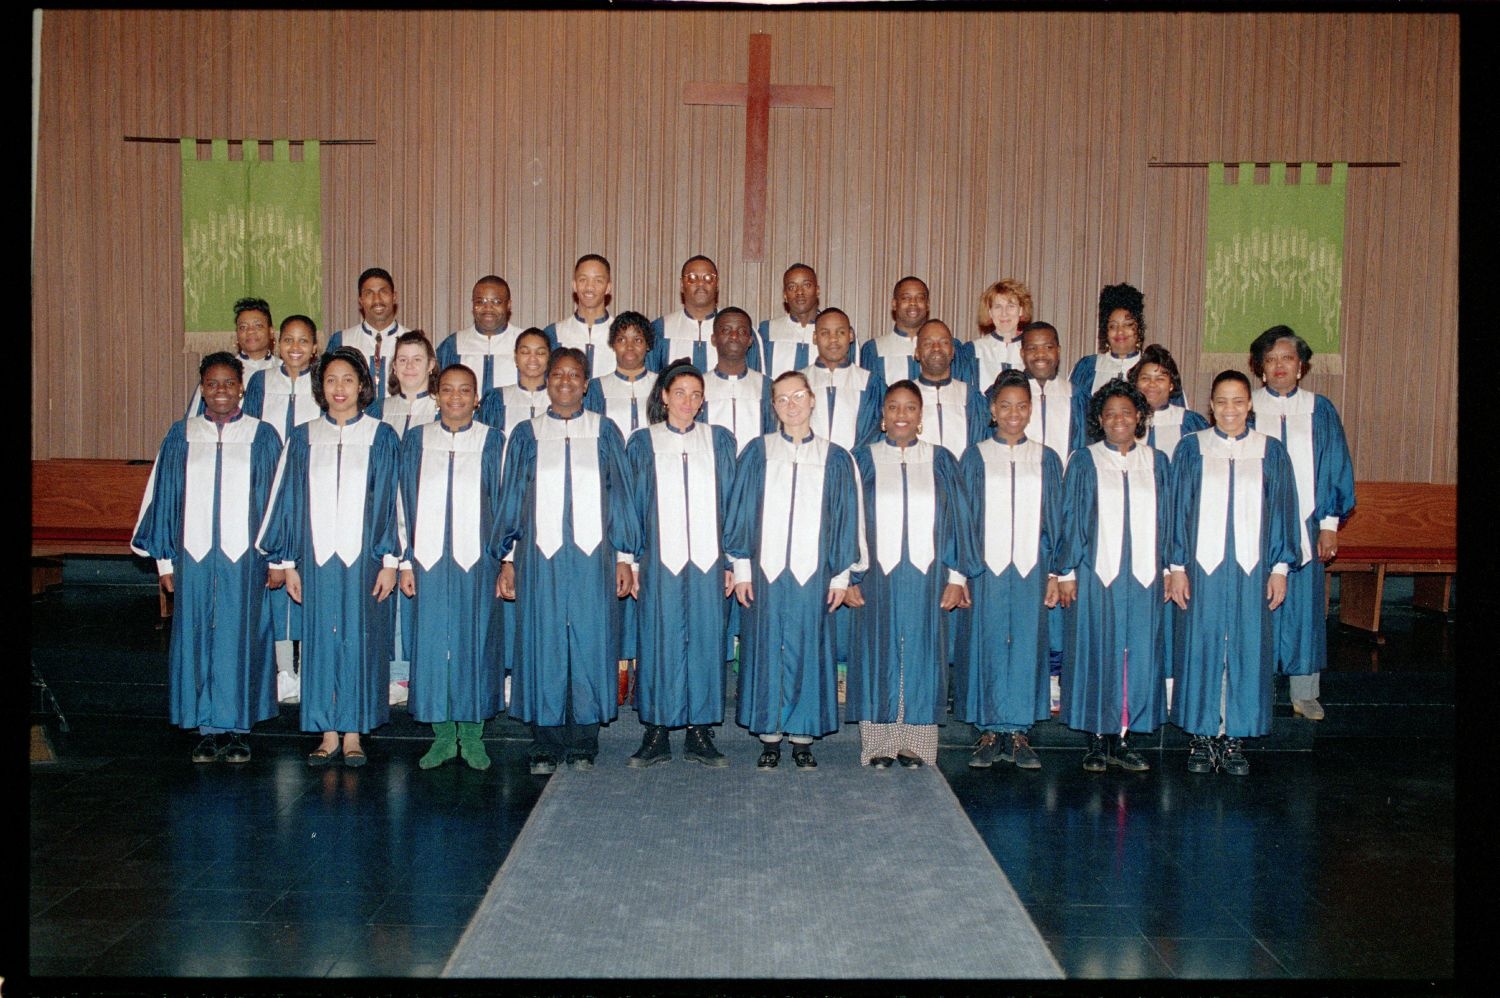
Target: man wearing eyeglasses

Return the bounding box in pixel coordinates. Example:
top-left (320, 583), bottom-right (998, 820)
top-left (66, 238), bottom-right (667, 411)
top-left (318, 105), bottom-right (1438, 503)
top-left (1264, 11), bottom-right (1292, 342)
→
top-left (437, 276), bottom-right (527, 394)
top-left (650, 255), bottom-right (725, 372)
top-left (330, 267), bottom-right (411, 419)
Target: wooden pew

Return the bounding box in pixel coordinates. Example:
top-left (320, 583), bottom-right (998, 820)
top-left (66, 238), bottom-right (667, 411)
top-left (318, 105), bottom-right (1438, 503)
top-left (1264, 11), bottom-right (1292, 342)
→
top-left (1325, 481), bottom-right (1456, 641)
top-left (32, 458), bottom-right (169, 615)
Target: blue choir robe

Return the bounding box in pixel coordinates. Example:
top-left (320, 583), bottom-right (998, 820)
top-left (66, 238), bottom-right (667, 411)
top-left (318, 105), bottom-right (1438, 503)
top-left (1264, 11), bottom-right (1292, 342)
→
top-left (1168, 428), bottom-right (1299, 738)
top-left (753, 314), bottom-right (852, 377)
top-left (649, 310), bottom-right (720, 373)
top-left (845, 438), bottom-right (965, 727)
top-left (381, 392), bottom-right (438, 662)
top-left (546, 312), bottom-right (615, 379)
top-left (584, 370), bottom-right (656, 439)
top-left (1025, 375), bottom-right (1080, 470)
top-left (1147, 403), bottom-right (1209, 459)
top-left (701, 367), bottom-right (774, 455)
top-left (478, 384), bottom-right (549, 437)
top-left (437, 323), bottom-right (526, 394)
top-left (1251, 387), bottom-right (1356, 676)
top-left (803, 360), bottom-right (885, 452)
top-left (257, 414), bottom-right (401, 733)
top-left (957, 331), bottom-right (1025, 395)
top-left (1056, 441), bottom-right (1173, 736)
top-left (498, 410), bottom-right (638, 728)
top-left (131, 413), bottom-right (283, 731)
top-left (397, 419), bottom-right (507, 724)
top-left (725, 432), bottom-right (862, 737)
top-left (328, 322), bottom-right (410, 420)
top-left (242, 364), bottom-right (319, 644)
top-left (186, 353), bottom-right (275, 417)
top-left (952, 436), bottom-right (1064, 730)
top-left (915, 375), bottom-right (989, 459)
top-left (624, 422), bottom-right (740, 727)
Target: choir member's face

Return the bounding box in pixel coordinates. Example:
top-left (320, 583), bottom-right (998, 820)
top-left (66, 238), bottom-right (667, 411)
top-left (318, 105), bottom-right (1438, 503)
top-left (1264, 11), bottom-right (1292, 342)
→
top-left (322, 358), bottom-right (363, 420)
top-left (611, 323), bottom-right (650, 372)
top-left (1261, 339), bottom-right (1303, 394)
top-left (882, 387), bottom-right (922, 445)
top-left (546, 356), bottom-right (588, 413)
top-left (277, 320), bottom-right (316, 376)
top-left (991, 385), bottom-right (1032, 443)
top-left (472, 280), bottom-right (512, 334)
top-left (1106, 308), bottom-right (1141, 357)
top-left (437, 368), bottom-right (478, 427)
top-left (393, 342), bottom-right (435, 395)
top-left (664, 374), bottom-right (706, 428)
top-left (235, 309), bottom-right (273, 359)
top-left (1100, 395), bottom-right (1141, 448)
top-left (359, 276), bottom-right (398, 328)
top-left (514, 334), bottom-right (550, 384)
top-left (782, 267), bottom-right (820, 319)
top-left (680, 259), bottom-right (719, 311)
top-left (891, 279), bottom-right (930, 331)
top-left (813, 312), bottom-right (854, 366)
top-left (711, 313), bottom-right (753, 365)
top-left (201, 363), bottom-right (243, 417)
top-left (1020, 328), bottom-right (1060, 381)
top-left (572, 259), bottom-right (613, 312)
top-left (988, 294), bottom-right (1023, 335)
top-left (771, 377), bottom-right (814, 432)
top-left (1134, 362), bottom-right (1174, 410)
top-left (915, 322), bottom-right (954, 379)
top-left (1210, 379), bottom-right (1252, 436)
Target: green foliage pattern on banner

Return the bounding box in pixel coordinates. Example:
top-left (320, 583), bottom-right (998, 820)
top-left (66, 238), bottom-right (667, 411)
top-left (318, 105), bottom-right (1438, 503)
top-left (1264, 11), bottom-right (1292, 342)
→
top-left (181, 138), bottom-right (322, 334)
top-left (1203, 162), bottom-right (1346, 356)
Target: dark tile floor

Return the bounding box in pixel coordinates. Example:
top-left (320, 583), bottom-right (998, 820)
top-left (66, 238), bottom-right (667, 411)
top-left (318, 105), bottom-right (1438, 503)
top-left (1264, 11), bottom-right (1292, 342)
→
top-left (29, 576), bottom-right (1456, 984)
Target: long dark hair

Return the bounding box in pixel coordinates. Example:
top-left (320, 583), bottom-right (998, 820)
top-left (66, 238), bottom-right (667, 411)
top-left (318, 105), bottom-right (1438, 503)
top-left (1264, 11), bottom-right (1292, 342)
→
top-left (647, 358), bottom-right (704, 425)
top-left (312, 347), bottom-right (377, 412)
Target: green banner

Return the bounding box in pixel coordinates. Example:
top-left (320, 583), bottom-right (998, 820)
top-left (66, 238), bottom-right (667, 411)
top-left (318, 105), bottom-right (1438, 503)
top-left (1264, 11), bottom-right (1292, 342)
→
top-left (1203, 162), bottom-right (1346, 356)
top-left (181, 138), bottom-right (322, 334)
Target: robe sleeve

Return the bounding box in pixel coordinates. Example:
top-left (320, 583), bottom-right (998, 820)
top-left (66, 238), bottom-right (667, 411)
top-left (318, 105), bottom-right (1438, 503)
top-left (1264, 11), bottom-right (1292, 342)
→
top-left (1262, 436), bottom-right (1301, 569)
top-left (854, 369), bottom-right (887, 449)
top-left (601, 419), bottom-right (639, 558)
top-left (1040, 446), bottom-right (1066, 576)
top-left (954, 447), bottom-right (987, 579)
top-left (722, 435), bottom-right (766, 573)
top-left (1152, 446), bottom-right (1174, 571)
top-left (583, 378), bottom-right (605, 416)
top-left (495, 421), bottom-right (537, 558)
top-left (966, 382), bottom-right (990, 449)
top-left (1167, 434), bottom-right (1204, 571)
top-left (1313, 394), bottom-right (1356, 526)
top-left (848, 445), bottom-right (877, 586)
top-left (623, 429), bottom-right (654, 562)
top-left (242, 370), bottom-right (267, 419)
top-left (1070, 387), bottom-right (1092, 455)
top-left (953, 344), bottom-right (979, 393)
top-left (857, 338), bottom-right (880, 374)
top-left (935, 447), bottom-right (967, 577)
top-left (542, 322), bottom-right (560, 350)
top-left (130, 421), bottom-right (189, 574)
top-left (647, 317), bottom-right (669, 372)
top-left (480, 424), bottom-right (507, 562)
top-left (367, 422), bottom-right (404, 565)
top-left (435, 333), bottom-right (460, 371)
top-left (477, 389), bottom-right (506, 432)
top-left (823, 443), bottom-right (863, 587)
top-left (396, 425), bottom-right (426, 566)
top-left (1068, 354), bottom-right (1095, 396)
top-left (255, 426), bottom-right (309, 567)
top-left (1056, 448), bottom-right (1099, 577)
top-left (710, 426), bottom-right (741, 567)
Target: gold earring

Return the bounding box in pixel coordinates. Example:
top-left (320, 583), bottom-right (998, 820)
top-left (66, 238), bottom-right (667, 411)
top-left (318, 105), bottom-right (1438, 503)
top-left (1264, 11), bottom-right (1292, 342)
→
top-left (880, 419), bottom-right (886, 432)
top-left (916, 422), bottom-right (924, 434)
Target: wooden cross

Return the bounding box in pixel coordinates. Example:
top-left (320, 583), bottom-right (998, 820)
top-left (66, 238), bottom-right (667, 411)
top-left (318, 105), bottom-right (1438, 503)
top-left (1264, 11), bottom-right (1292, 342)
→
top-left (683, 34), bottom-right (834, 261)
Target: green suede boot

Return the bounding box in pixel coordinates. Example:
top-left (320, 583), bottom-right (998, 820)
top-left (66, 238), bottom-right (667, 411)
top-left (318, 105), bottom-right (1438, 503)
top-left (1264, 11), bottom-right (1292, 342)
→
top-left (419, 721), bottom-right (458, 769)
top-left (457, 721), bottom-right (491, 771)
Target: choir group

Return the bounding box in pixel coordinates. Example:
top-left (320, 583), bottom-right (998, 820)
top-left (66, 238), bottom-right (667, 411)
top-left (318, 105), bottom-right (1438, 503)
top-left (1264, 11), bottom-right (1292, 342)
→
top-left (130, 256), bottom-right (1355, 778)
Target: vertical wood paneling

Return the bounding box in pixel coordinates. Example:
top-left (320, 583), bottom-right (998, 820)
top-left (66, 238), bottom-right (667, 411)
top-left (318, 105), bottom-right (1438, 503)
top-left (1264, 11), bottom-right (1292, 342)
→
top-left (32, 10), bottom-right (1457, 482)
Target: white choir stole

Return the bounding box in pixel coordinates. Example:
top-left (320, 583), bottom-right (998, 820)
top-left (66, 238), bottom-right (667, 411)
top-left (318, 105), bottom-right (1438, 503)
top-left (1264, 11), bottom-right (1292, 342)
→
top-left (262, 368), bottom-right (316, 442)
top-left (650, 423), bottom-right (720, 574)
top-left (763, 316), bottom-right (815, 379)
top-left (916, 380), bottom-right (973, 457)
top-left (705, 369), bottom-right (765, 454)
top-left (870, 440), bottom-right (938, 574)
top-left (1193, 429), bottom-right (1268, 575)
top-left (306, 416), bottom-right (380, 567)
top-left (181, 415), bottom-right (264, 563)
top-left (804, 364), bottom-right (870, 450)
top-left (972, 334), bottom-right (1024, 391)
top-left (455, 325), bottom-right (521, 391)
top-left (872, 333), bottom-right (916, 388)
top-left (599, 374), bottom-right (653, 437)
top-left (532, 411), bottom-right (605, 558)
top-left (1091, 352), bottom-right (1141, 394)
top-left (1026, 376), bottom-right (1074, 468)
top-left (1088, 441), bottom-right (1159, 588)
top-left (1149, 405), bottom-right (1187, 458)
top-left (759, 434), bottom-right (829, 585)
top-left (977, 438), bottom-right (1045, 578)
top-left (661, 311), bottom-right (719, 370)
top-left (1252, 387), bottom-right (1317, 565)
top-left (412, 421), bottom-right (492, 572)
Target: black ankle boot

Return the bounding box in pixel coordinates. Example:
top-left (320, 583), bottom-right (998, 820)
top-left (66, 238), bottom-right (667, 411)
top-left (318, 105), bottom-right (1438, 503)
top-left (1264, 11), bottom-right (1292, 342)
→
top-left (627, 725), bottom-right (671, 768)
top-left (683, 725), bottom-right (728, 768)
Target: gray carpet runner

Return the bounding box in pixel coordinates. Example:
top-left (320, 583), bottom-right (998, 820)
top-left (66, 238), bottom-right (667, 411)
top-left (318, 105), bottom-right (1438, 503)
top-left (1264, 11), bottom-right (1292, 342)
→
top-left (444, 709), bottom-right (1062, 979)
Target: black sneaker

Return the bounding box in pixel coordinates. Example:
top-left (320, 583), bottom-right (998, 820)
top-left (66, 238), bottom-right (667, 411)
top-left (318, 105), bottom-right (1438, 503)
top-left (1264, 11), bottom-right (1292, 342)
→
top-left (1081, 734), bottom-right (1108, 772)
top-left (1108, 734), bottom-right (1150, 772)
top-left (683, 725), bottom-right (728, 768)
top-left (868, 756), bottom-right (894, 769)
top-left (221, 734), bottom-right (251, 764)
top-left (1218, 736), bottom-right (1249, 777)
top-left (1187, 736), bottom-right (1215, 774)
top-left (1005, 732), bottom-right (1042, 770)
top-left (791, 746), bottom-right (816, 769)
top-left (191, 734), bottom-right (223, 763)
top-left (969, 732), bottom-right (1001, 769)
top-left (626, 725), bottom-right (671, 768)
top-left (757, 746), bottom-right (782, 770)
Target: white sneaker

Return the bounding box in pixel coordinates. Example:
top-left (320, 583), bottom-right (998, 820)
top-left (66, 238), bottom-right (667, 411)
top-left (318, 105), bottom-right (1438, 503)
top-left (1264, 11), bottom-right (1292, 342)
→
top-left (389, 680), bottom-right (409, 706)
top-left (277, 671), bottom-right (301, 704)
top-left (1049, 675), bottom-right (1061, 715)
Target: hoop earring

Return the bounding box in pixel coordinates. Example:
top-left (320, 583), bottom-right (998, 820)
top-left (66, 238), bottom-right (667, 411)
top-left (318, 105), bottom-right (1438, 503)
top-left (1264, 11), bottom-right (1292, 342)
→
top-left (916, 422), bottom-right (924, 435)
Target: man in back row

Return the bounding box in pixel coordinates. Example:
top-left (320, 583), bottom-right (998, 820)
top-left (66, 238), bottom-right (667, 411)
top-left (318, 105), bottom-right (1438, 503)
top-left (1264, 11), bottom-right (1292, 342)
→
top-left (437, 276), bottom-right (526, 394)
top-left (329, 267), bottom-right (411, 420)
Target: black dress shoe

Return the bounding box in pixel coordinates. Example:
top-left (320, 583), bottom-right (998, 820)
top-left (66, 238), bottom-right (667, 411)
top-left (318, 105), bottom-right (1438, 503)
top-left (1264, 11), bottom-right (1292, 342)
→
top-left (757, 747), bottom-right (782, 769)
top-left (868, 756), bottom-right (895, 769)
top-left (191, 734), bottom-right (223, 763)
top-left (896, 753), bottom-right (924, 768)
top-left (1081, 734), bottom-right (1108, 773)
top-left (791, 746), bottom-right (816, 769)
top-left (1108, 734), bottom-right (1150, 772)
top-left (627, 725), bottom-right (671, 768)
top-left (222, 734), bottom-right (252, 764)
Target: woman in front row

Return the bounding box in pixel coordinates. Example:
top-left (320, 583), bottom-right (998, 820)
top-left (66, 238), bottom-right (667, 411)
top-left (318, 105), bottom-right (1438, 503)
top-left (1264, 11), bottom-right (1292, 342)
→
top-left (845, 381), bottom-right (968, 769)
top-left (727, 370), bottom-right (862, 770)
top-left (1168, 370), bottom-right (1298, 776)
top-left (1056, 379), bottom-right (1172, 773)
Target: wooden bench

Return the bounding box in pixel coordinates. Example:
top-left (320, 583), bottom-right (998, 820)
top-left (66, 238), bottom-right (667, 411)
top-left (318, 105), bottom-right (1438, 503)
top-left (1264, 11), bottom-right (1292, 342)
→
top-left (1325, 481), bottom-right (1456, 641)
top-left (32, 458), bottom-right (169, 615)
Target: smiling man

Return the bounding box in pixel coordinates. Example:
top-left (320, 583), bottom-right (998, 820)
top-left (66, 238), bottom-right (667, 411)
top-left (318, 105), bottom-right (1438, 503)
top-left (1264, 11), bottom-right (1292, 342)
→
top-left (650, 255), bottom-right (725, 372)
top-left (546, 254), bottom-right (618, 378)
top-left (753, 263), bottom-right (849, 378)
top-left (860, 276), bottom-right (964, 387)
top-left (437, 276), bottom-right (527, 395)
top-left (701, 307), bottom-right (774, 454)
top-left (329, 267), bottom-right (411, 419)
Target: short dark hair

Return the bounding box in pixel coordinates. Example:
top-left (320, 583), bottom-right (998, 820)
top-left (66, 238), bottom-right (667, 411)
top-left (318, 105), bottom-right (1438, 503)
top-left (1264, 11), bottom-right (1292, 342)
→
top-left (893, 275), bottom-right (928, 296)
top-left (783, 262), bottom-right (816, 281)
top-left (1128, 343), bottom-right (1183, 396)
top-left (1096, 283), bottom-right (1145, 352)
top-left (575, 253), bottom-right (611, 274)
top-left (312, 347), bottom-right (377, 412)
top-left (815, 306), bottom-right (850, 325)
top-left (358, 267), bottom-right (395, 293)
top-left (547, 346), bottom-right (590, 381)
top-left (1085, 378), bottom-right (1149, 443)
top-left (437, 363), bottom-right (479, 392)
top-left (609, 310), bottom-right (654, 350)
top-left (714, 306), bottom-right (752, 328)
top-left (985, 368), bottom-right (1032, 405)
top-left (681, 255), bottom-right (717, 276)
top-left (473, 275), bottom-right (509, 295)
top-left (199, 351), bottom-right (243, 381)
top-left (233, 297), bottom-right (272, 325)
top-left (515, 327), bottom-right (551, 352)
top-left (1248, 324), bottom-right (1313, 378)
top-left (1211, 368), bottom-right (1253, 399)
top-left (279, 314), bottom-right (317, 338)
top-left (647, 359), bottom-right (705, 425)
top-left (884, 379), bottom-right (923, 408)
top-left (1022, 320), bottom-right (1059, 342)
top-left (387, 330), bottom-right (437, 396)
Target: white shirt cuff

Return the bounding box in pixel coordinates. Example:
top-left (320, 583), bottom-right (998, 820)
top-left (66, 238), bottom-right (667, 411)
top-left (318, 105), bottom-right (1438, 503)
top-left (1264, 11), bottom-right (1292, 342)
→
top-left (156, 559), bottom-right (174, 576)
top-left (398, 559), bottom-right (413, 572)
top-left (271, 559), bottom-right (295, 571)
top-left (381, 554), bottom-right (399, 569)
top-left (733, 558), bottom-right (752, 584)
top-left (947, 569), bottom-right (966, 586)
top-left (1319, 517), bottom-right (1340, 532)
top-left (617, 552), bottom-right (636, 566)
top-left (1271, 563), bottom-right (1289, 577)
top-left (1057, 571), bottom-right (1076, 583)
top-left (829, 571), bottom-right (851, 591)
top-left (1169, 564), bottom-right (1186, 574)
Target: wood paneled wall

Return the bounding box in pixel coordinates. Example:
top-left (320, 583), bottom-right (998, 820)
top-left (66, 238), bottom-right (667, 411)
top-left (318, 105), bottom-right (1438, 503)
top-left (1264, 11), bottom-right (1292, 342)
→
top-left (33, 10), bottom-right (1457, 482)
